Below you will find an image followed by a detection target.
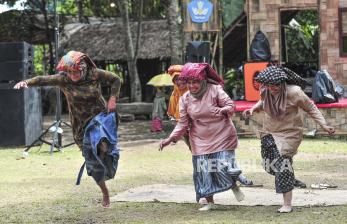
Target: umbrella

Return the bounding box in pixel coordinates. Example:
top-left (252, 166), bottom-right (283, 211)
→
top-left (147, 73), bottom-right (173, 87)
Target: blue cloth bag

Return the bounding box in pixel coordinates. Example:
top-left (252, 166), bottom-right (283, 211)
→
top-left (80, 112), bottom-right (119, 184)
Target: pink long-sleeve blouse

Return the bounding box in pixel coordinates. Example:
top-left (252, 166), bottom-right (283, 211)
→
top-left (169, 84), bottom-right (238, 156)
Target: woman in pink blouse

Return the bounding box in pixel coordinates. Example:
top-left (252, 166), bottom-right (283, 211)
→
top-left (159, 63), bottom-right (245, 211)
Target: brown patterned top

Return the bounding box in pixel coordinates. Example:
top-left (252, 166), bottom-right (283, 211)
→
top-left (25, 68), bottom-right (121, 148)
top-left (259, 85), bottom-right (327, 156)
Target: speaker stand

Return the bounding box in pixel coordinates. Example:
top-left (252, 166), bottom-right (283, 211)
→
top-left (23, 119), bottom-right (74, 154)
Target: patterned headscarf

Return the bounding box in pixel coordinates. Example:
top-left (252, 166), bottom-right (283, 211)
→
top-left (255, 65), bottom-right (308, 117)
top-left (180, 63), bottom-right (224, 86)
top-left (254, 66), bottom-right (306, 88)
top-left (56, 51), bottom-right (96, 79)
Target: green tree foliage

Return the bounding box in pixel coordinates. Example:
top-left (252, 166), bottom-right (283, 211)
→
top-left (221, 0), bottom-right (245, 28)
top-left (32, 44), bottom-right (53, 76)
top-left (223, 68), bottom-right (244, 100)
top-left (106, 63), bottom-right (124, 83)
top-left (34, 45), bottom-right (45, 76)
top-left (55, 0), bottom-right (165, 19)
top-left (284, 10), bottom-right (319, 63)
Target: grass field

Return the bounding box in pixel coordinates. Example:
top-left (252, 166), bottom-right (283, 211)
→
top-left (0, 138), bottom-right (346, 223)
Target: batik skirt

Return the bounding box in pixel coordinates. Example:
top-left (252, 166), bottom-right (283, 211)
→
top-left (192, 150), bottom-right (241, 202)
top-left (261, 134), bottom-right (294, 193)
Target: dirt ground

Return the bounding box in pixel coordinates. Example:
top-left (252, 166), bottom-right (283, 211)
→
top-left (112, 184), bottom-right (347, 206)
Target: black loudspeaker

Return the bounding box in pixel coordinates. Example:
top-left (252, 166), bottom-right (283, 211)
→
top-left (186, 41), bottom-right (210, 63)
top-left (0, 84), bottom-right (42, 147)
top-left (0, 42), bottom-right (34, 81)
top-left (0, 61), bottom-right (34, 81)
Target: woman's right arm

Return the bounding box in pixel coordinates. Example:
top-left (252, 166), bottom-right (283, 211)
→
top-left (252, 100), bottom-right (263, 112)
top-left (14, 74), bottom-right (65, 89)
top-left (242, 100), bottom-right (263, 118)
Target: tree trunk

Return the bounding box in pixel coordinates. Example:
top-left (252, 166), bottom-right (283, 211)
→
top-left (76, 0), bottom-right (84, 23)
top-left (134, 0), bottom-right (143, 62)
top-left (165, 0), bottom-right (183, 64)
top-left (41, 0), bottom-right (54, 74)
top-left (118, 0), bottom-right (142, 102)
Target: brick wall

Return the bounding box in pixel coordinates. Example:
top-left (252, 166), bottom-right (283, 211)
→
top-left (320, 0), bottom-right (347, 87)
top-left (247, 0), bottom-right (317, 61)
top-left (246, 0), bottom-right (347, 88)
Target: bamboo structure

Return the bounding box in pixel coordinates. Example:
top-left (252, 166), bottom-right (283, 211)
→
top-left (182, 0), bottom-right (223, 75)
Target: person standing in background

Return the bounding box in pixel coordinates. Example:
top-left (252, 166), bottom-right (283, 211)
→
top-left (151, 86), bottom-right (167, 132)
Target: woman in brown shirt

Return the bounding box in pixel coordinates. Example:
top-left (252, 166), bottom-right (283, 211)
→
top-left (14, 51), bottom-right (121, 208)
top-left (243, 66), bottom-right (335, 213)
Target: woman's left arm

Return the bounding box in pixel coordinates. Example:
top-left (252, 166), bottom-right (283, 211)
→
top-left (95, 68), bottom-right (122, 112)
top-left (95, 68), bottom-right (122, 97)
top-left (296, 88), bottom-right (335, 134)
top-left (216, 85), bottom-right (235, 117)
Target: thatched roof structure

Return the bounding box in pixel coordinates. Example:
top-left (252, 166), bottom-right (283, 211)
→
top-left (59, 19), bottom-right (171, 61)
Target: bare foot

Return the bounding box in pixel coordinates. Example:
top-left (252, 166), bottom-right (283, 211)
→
top-left (102, 193), bottom-right (110, 208)
top-left (98, 180), bottom-right (110, 208)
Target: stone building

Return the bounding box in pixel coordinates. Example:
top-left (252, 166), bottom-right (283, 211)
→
top-left (246, 0), bottom-right (347, 88)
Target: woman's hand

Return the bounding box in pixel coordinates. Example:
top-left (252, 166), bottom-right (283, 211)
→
top-left (13, 81), bottom-right (28, 89)
top-left (322, 125), bottom-right (335, 135)
top-left (242, 108), bottom-right (254, 118)
top-left (107, 96), bottom-right (116, 113)
top-left (213, 107), bottom-right (223, 116)
top-left (213, 107), bottom-right (233, 117)
top-left (159, 138), bottom-right (172, 151)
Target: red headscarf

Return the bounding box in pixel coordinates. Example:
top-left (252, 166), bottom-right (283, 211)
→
top-left (180, 63), bottom-right (224, 86)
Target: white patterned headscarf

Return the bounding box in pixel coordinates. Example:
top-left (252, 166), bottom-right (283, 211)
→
top-left (255, 66), bottom-right (306, 88)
